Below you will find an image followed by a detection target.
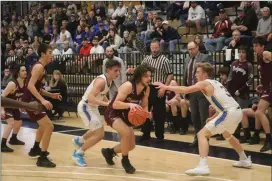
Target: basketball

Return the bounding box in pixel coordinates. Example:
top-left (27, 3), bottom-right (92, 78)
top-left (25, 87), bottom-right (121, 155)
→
top-left (128, 109), bottom-right (150, 126)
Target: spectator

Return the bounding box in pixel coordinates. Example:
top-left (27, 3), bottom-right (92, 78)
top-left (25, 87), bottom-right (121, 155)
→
top-left (89, 37), bottom-right (104, 73)
top-left (19, 26), bottom-right (28, 41)
top-left (102, 46), bottom-right (126, 100)
top-left (160, 20), bottom-right (181, 54)
top-left (256, 7), bottom-right (272, 38)
top-left (194, 35), bottom-right (206, 52)
top-left (90, 36), bottom-right (104, 54)
top-left (103, 28), bottom-right (122, 51)
top-left (266, 32), bottom-right (272, 50)
top-left (148, 17), bottom-right (163, 47)
top-left (1, 68), bottom-right (12, 88)
top-left (123, 7), bottom-right (137, 33)
top-left (74, 25), bottom-right (84, 53)
top-left (112, 1), bottom-right (127, 28)
top-left (204, 9), bottom-right (232, 52)
top-left (95, 23), bottom-right (108, 45)
top-left (25, 47), bottom-right (38, 71)
top-left (87, 11), bottom-right (97, 27)
top-left (67, 14), bottom-right (78, 38)
top-left (5, 49), bottom-right (17, 68)
top-left (183, 41), bottom-right (212, 147)
top-left (140, 12), bottom-right (153, 42)
top-left (83, 26), bottom-right (95, 42)
top-left (94, 2), bottom-right (106, 19)
top-left (32, 36), bottom-right (41, 53)
top-left (60, 26), bottom-right (72, 45)
top-left (42, 27), bottom-right (53, 44)
top-left (27, 19), bottom-right (38, 39)
top-left (225, 7), bottom-right (257, 45)
top-left (14, 40), bottom-right (22, 53)
top-left (68, 2), bottom-right (78, 14)
top-left (62, 41), bottom-right (74, 55)
top-left (185, 1), bottom-right (206, 35)
top-left (16, 49), bottom-right (27, 65)
top-left (79, 38), bottom-right (92, 55)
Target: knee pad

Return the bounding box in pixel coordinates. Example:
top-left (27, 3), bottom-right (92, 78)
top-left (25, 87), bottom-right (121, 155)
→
top-left (225, 135), bottom-right (233, 142)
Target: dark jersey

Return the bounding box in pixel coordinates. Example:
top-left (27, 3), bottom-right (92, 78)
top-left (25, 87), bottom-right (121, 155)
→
top-left (6, 79), bottom-right (26, 101)
top-left (104, 81), bottom-right (147, 127)
top-left (166, 91), bottom-right (176, 101)
top-left (228, 60), bottom-right (253, 98)
top-left (257, 54), bottom-right (272, 93)
top-left (22, 61), bottom-right (46, 103)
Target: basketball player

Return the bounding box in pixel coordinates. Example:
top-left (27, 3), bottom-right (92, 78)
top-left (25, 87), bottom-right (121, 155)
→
top-left (1, 65), bottom-right (27, 152)
top-left (22, 43), bottom-right (62, 168)
top-left (156, 62), bottom-right (252, 176)
top-left (101, 64), bottom-right (153, 174)
top-left (72, 60), bottom-right (121, 167)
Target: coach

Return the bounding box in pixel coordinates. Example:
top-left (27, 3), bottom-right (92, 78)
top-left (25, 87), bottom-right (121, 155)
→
top-left (184, 41), bottom-right (212, 146)
top-left (140, 39), bottom-right (173, 142)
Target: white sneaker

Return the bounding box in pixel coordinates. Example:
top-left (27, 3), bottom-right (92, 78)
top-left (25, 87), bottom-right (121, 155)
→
top-left (185, 165), bottom-right (210, 176)
top-left (232, 156), bottom-right (252, 168)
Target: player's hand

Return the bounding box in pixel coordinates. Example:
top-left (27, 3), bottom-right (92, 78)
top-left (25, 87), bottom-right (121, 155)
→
top-left (256, 85), bottom-right (263, 94)
top-left (129, 103), bottom-right (142, 111)
top-left (235, 90), bottom-right (240, 96)
top-left (1, 110), bottom-right (6, 119)
top-left (153, 82), bottom-right (167, 90)
top-left (175, 95), bottom-right (182, 101)
top-left (41, 99), bottom-right (53, 110)
top-left (51, 93), bottom-right (62, 101)
top-left (158, 88), bottom-right (166, 98)
top-left (252, 104), bottom-right (258, 111)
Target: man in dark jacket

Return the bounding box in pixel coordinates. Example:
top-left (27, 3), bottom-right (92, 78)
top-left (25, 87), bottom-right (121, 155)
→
top-left (160, 20), bottom-right (181, 53)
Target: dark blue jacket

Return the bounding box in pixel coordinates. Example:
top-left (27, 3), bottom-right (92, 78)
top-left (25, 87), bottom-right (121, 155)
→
top-left (162, 26), bottom-right (180, 42)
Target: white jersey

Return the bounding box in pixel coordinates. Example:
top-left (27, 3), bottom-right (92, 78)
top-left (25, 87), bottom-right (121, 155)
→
top-left (203, 79), bottom-right (239, 112)
top-left (81, 74), bottom-right (111, 106)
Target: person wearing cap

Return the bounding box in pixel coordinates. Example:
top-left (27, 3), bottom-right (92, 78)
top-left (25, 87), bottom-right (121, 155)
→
top-left (185, 2), bottom-right (206, 35)
top-left (160, 20), bottom-right (181, 54)
top-left (204, 9), bottom-right (232, 52)
top-left (76, 38), bottom-right (92, 73)
top-left (224, 6), bottom-right (258, 45)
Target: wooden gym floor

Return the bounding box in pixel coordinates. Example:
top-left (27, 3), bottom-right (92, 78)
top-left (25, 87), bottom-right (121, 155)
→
top-left (1, 113), bottom-right (271, 181)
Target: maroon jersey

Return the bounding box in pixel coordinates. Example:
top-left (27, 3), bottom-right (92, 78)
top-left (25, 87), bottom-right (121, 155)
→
top-left (166, 91), bottom-right (176, 101)
top-left (21, 61), bottom-right (47, 121)
top-left (227, 60), bottom-right (253, 99)
top-left (22, 61), bottom-right (46, 102)
top-left (5, 79), bottom-right (26, 120)
top-left (257, 54), bottom-right (272, 93)
top-left (104, 81), bottom-right (147, 127)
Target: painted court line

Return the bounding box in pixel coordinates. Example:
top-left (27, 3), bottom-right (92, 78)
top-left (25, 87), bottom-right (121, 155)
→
top-left (56, 128), bottom-right (87, 133)
top-left (2, 165), bottom-right (235, 181)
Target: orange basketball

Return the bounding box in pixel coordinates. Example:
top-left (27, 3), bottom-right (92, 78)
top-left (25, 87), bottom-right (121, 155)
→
top-left (128, 109), bottom-right (150, 126)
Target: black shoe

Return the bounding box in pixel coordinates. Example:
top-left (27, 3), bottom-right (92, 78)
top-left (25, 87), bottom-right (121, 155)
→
top-left (189, 139), bottom-right (198, 147)
top-left (1, 145), bottom-right (14, 152)
top-left (179, 129), bottom-right (187, 135)
top-left (121, 158), bottom-right (136, 174)
top-left (139, 135), bottom-right (151, 142)
top-left (101, 148), bottom-right (115, 165)
top-left (36, 156), bottom-right (56, 168)
top-left (240, 136), bottom-right (251, 144)
top-left (29, 147), bottom-right (50, 157)
top-left (156, 138), bottom-right (164, 144)
top-left (9, 138), bottom-right (25, 145)
top-left (216, 134), bottom-right (225, 141)
top-left (260, 141), bottom-right (272, 152)
top-left (170, 128), bottom-right (177, 134)
top-left (248, 135), bottom-right (260, 145)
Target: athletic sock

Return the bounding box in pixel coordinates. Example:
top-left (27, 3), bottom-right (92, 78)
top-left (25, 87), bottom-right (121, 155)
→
top-left (79, 136), bottom-right (84, 144)
top-left (1, 138), bottom-right (7, 147)
top-left (34, 141), bottom-right (40, 149)
top-left (40, 151), bottom-right (47, 158)
top-left (238, 151), bottom-right (247, 160)
top-left (11, 133), bottom-right (17, 139)
top-left (254, 129), bottom-right (260, 137)
top-left (199, 157), bottom-right (208, 166)
top-left (76, 147), bottom-right (84, 154)
top-left (265, 133), bottom-right (272, 143)
top-left (122, 155), bottom-right (128, 160)
top-left (243, 128), bottom-right (250, 138)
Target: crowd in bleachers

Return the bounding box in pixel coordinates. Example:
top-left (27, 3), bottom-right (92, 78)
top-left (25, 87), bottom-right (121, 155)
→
top-left (1, 1), bottom-right (272, 152)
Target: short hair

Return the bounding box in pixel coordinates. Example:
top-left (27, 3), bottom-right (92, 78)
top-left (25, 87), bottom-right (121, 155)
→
top-left (37, 43), bottom-right (52, 57)
top-left (105, 59), bottom-right (121, 70)
top-left (131, 63), bottom-right (154, 83)
top-left (155, 17), bottom-right (163, 21)
top-left (252, 37), bottom-right (266, 46)
top-left (196, 62), bottom-right (214, 77)
top-left (218, 67), bottom-right (229, 76)
top-left (151, 39), bottom-right (160, 45)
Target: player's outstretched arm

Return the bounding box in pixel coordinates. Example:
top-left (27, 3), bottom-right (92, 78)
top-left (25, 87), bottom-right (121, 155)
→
top-left (154, 81), bottom-right (206, 94)
top-left (87, 78), bottom-right (109, 106)
top-left (1, 97), bottom-right (45, 112)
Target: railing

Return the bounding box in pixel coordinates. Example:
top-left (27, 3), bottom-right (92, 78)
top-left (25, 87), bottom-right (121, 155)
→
top-left (4, 51), bottom-right (260, 108)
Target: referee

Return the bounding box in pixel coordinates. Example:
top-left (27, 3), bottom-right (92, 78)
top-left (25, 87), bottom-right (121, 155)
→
top-left (140, 39), bottom-right (173, 142)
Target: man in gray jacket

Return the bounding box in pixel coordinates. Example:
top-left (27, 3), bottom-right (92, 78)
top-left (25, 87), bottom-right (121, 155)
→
top-left (183, 41), bottom-right (213, 146)
top-left (103, 47), bottom-right (126, 100)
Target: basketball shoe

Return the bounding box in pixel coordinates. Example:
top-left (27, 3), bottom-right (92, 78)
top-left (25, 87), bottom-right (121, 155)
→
top-left (185, 158), bottom-right (210, 176)
top-left (232, 156), bottom-right (252, 168)
top-left (72, 150), bottom-right (87, 167)
top-left (121, 156), bottom-right (136, 174)
top-left (101, 148), bottom-right (116, 165)
top-left (72, 136), bottom-right (84, 149)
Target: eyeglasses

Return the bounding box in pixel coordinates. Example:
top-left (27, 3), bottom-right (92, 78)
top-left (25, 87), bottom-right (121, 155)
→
top-left (188, 46), bottom-right (197, 51)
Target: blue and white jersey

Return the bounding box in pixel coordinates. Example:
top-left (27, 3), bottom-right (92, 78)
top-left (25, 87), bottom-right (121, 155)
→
top-left (203, 79), bottom-right (239, 112)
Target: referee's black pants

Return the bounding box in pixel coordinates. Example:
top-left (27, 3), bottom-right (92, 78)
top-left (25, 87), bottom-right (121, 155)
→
top-left (141, 85), bottom-right (166, 140)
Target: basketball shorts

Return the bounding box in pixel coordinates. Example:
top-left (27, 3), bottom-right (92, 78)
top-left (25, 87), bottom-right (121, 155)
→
top-left (5, 108), bottom-right (21, 120)
top-left (261, 93), bottom-right (272, 104)
top-left (77, 100), bottom-right (102, 131)
top-left (205, 107), bottom-right (242, 135)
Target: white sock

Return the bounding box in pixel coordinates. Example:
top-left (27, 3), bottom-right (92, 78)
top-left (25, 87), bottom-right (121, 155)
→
top-left (78, 136), bottom-right (84, 144)
top-left (76, 147), bottom-right (84, 154)
top-left (199, 157), bottom-right (208, 166)
top-left (238, 151), bottom-right (247, 160)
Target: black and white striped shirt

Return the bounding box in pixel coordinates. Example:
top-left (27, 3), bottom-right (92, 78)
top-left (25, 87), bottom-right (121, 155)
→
top-left (142, 54), bottom-right (173, 83)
